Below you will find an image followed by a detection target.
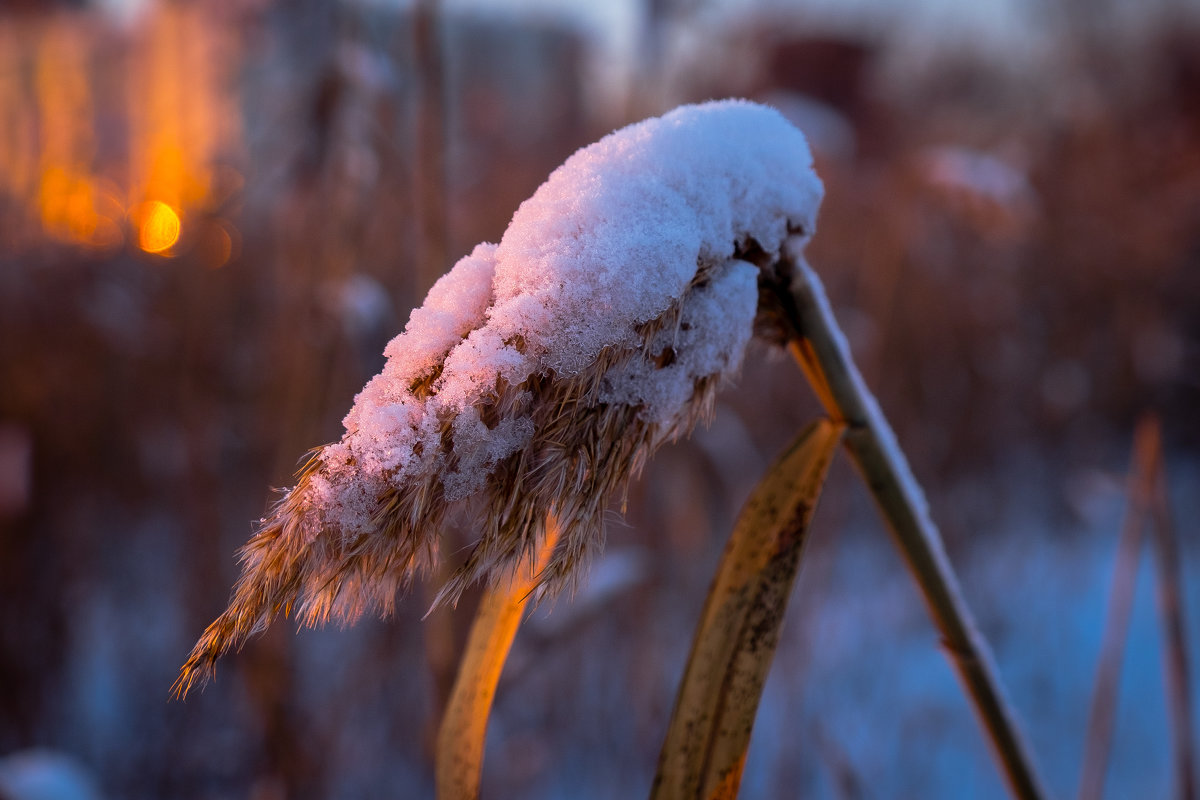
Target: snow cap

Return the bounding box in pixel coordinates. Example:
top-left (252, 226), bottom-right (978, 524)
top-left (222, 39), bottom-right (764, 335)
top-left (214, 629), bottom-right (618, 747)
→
top-left (323, 99), bottom-right (822, 518)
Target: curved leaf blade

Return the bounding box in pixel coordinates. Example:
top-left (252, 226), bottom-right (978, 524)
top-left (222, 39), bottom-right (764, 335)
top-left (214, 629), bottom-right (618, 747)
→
top-left (652, 418), bottom-right (843, 799)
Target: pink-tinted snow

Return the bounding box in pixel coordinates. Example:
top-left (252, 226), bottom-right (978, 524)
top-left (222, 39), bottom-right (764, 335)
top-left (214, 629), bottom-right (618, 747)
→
top-left (312, 99), bottom-right (823, 526)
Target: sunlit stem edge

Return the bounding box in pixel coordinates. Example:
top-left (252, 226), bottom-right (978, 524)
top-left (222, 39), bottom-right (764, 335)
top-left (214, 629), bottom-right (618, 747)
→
top-left (781, 250), bottom-right (1050, 800)
top-left (435, 518), bottom-right (560, 800)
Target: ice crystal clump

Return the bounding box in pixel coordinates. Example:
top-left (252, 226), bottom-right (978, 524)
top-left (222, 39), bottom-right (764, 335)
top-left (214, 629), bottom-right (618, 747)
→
top-left (176, 99), bottom-right (823, 695)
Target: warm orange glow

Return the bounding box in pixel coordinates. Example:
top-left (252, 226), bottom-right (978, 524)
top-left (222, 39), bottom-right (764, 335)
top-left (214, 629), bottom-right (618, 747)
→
top-left (6, 9), bottom-right (243, 257)
top-left (35, 167), bottom-right (125, 251)
top-left (0, 24), bottom-right (36, 203)
top-left (38, 167), bottom-right (94, 239)
top-left (137, 201), bottom-right (181, 253)
top-left (128, 6), bottom-right (234, 223)
top-left (32, 21), bottom-right (102, 246)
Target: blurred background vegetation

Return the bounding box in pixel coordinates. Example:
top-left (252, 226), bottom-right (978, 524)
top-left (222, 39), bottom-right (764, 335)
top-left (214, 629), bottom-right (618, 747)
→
top-left (0, 0), bottom-right (1198, 797)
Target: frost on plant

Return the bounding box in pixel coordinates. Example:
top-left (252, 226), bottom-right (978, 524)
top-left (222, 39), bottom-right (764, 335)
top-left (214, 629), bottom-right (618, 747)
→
top-left (177, 100), bottom-right (823, 694)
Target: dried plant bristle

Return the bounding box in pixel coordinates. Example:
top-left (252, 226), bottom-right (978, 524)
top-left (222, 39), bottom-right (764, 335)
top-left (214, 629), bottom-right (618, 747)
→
top-left (175, 263), bottom-right (745, 698)
top-left (174, 99), bottom-right (825, 696)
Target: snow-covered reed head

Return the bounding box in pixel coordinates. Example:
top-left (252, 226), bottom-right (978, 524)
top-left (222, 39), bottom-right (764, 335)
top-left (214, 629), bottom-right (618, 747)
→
top-left (176, 100), bottom-right (823, 695)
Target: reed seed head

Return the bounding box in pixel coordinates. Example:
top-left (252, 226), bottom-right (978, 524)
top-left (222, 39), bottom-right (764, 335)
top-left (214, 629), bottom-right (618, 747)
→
top-left (175, 99), bottom-right (823, 697)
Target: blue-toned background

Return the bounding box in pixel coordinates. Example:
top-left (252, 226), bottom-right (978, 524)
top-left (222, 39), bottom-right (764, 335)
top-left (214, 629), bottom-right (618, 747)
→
top-left (1, 1), bottom-right (1198, 797)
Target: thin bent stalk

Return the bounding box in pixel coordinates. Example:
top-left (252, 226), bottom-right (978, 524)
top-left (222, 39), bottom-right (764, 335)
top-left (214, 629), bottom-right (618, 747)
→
top-left (652, 418), bottom-right (843, 800)
top-left (436, 519), bottom-right (559, 800)
top-left (413, 0), bottom-right (449, 296)
top-left (1080, 415), bottom-right (1195, 800)
top-left (1142, 418), bottom-right (1196, 800)
top-left (780, 253), bottom-right (1050, 800)
top-left (1078, 416), bottom-right (1159, 800)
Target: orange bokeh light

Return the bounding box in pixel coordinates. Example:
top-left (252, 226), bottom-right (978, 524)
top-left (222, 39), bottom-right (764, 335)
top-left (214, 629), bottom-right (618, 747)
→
top-left (137, 200), bottom-right (181, 254)
top-left (9, 7), bottom-right (242, 258)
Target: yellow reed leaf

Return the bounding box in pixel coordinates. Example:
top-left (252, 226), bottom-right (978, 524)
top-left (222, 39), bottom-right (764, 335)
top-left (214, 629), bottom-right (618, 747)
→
top-left (652, 418), bottom-right (843, 800)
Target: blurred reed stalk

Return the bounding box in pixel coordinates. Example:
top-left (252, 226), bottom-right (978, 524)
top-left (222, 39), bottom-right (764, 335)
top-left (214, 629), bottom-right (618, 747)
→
top-left (413, 0), bottom-right (459, 740)
top-left (1078, 416), bottom-right (1158, 800)
top-left (1146, 424), bottom-right (1196, 800)
top-left (652, 418), bottom-right (843, 798)
top-left (1078, 415), bottom-right (1195, 800)
top-left (779, 251), bottom-right (1050, 800)
top-left (436, 518), bottom-right (560, 800)
top-left (413, 0), bottom-right (449, 297)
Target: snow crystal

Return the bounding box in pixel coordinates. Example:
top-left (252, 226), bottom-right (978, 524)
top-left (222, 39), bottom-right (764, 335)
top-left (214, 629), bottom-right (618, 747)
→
top-left (319, 99), bottom-right (823, 525)
top-left (598, 260), bottom-right (760, 425)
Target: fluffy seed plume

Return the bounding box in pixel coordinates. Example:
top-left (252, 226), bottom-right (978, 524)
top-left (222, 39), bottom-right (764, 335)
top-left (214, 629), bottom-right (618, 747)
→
top-left (175, 99), bottom-right (823, 696)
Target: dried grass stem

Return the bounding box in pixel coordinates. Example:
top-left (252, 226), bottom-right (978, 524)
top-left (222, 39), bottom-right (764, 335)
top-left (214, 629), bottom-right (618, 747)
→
top-left (779, 251), bottom-right (1050, 800)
